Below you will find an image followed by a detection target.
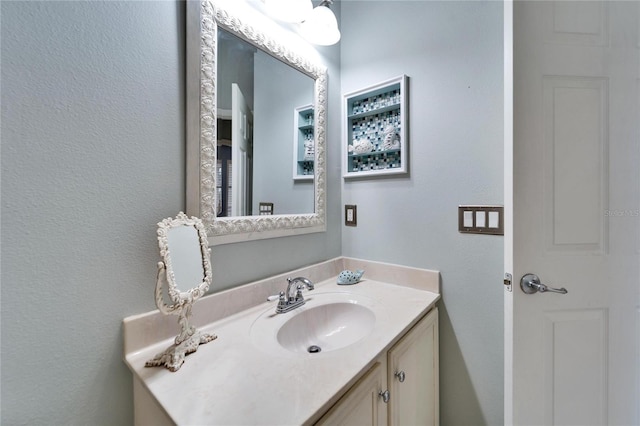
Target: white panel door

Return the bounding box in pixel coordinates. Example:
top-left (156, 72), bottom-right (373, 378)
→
top-left (231, 83), bottom-right (253, 216)
top-left (506, 1), bottom-right (639, 424)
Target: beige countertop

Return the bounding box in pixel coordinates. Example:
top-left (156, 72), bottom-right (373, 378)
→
top-left (123, 257), bottom-right (440, 425)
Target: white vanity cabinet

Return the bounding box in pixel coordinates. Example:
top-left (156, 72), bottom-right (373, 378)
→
top-left (316, 307), bottom-right (439, 426)
top-left (316, 361), bottom-right (388, 425)
top-left (388, 306), bottom-right (439, 426)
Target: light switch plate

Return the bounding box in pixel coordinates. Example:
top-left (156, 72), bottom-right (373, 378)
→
top-left (345, 205), bottom-right (357, 227)
top-left (458, 205), bottom-right (504, 235)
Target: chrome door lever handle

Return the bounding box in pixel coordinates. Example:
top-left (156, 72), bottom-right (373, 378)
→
top-left (520, 273), bottom-right (568, 295)
top-left (535, 282), bottom-right (568, 294)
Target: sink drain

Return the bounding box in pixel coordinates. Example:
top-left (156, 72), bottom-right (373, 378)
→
top-left (307, 345), bottom-right (322, 353)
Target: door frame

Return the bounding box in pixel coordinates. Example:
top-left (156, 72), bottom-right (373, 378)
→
top-left (503, 1), bottom-right (514, 424)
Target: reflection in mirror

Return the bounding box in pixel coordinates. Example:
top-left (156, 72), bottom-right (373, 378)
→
top-left (217, 28), bottom-right (315, 217)
top-left (166, 225), bottom-right (205, 290)
top-left (186, 0), bottom-right (328, 245)
top-left (145, 212), bottom-right (217, 372)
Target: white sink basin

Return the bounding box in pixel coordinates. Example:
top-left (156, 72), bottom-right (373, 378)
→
top-left (277, 302), bottom-right (375, 354)
top-left (250, 292), bottom-right (382, 356)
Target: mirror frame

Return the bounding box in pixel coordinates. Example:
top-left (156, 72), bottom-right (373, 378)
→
top-left (186, 0), bottom-right (328, 245)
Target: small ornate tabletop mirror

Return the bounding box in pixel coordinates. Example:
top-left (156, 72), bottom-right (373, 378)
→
top-left (145, 212), bottom-right (217, 372)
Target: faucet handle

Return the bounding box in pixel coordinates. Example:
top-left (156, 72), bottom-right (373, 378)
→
top-left (267, 291), bottom-right (285, 302)
top-left (294, 285), bottom-right (305, 301)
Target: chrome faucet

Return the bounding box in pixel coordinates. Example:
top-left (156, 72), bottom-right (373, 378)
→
top-left (268, 277), bottom-right (314, 314)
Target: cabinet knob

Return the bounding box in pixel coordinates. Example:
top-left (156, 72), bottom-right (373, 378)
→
top-left (378, 390), bottom-right (390, 403)
top-left (394, 370), bottom-right (406, 383)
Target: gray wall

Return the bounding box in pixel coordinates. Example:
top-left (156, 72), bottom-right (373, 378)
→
top-left (0, 1), bottom-right (341, 424)
top-left (340, 1), bottom-right (504, 425)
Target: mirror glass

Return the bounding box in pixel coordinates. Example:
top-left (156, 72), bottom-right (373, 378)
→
top-left (166, 225), bottom-right (205, 292)
top-left (217, 28), bottom-right (315, 216)
top-left (186, 1), bottom-right (327, 245)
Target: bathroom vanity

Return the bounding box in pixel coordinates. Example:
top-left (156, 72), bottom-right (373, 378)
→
top-left (316, 307), bottom-right (438, 425)
top-left (123, 257), bottom-right (440, 425)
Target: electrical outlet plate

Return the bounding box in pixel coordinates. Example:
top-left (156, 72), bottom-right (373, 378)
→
top-left (258, 202), bottom-right (274, 215)
top-left (345, 205), bottom-right (357, 226)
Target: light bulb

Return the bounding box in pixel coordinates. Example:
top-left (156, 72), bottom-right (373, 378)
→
top-left (299, 4), bottom-right (341, 46)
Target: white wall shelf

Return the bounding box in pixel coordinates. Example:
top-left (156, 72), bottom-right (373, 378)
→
top-left (293, 104), bottom-right (314, 181)
top-left (342, 75), bottom-right (409, 178)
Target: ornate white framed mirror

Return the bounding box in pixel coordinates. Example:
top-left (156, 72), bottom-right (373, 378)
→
top-left (145, 212), bottom-right (217, 372)
top-left (186, 0), bottom-right (328, 245)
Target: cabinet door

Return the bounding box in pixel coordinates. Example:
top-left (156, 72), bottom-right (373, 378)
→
top-left (316, 361), bottom-right (388, 426)
top-left (388, 307), bottom-right (439, 426)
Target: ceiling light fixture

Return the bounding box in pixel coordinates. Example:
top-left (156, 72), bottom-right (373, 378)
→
top-left (299, 0), bottom-right (341, 46)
